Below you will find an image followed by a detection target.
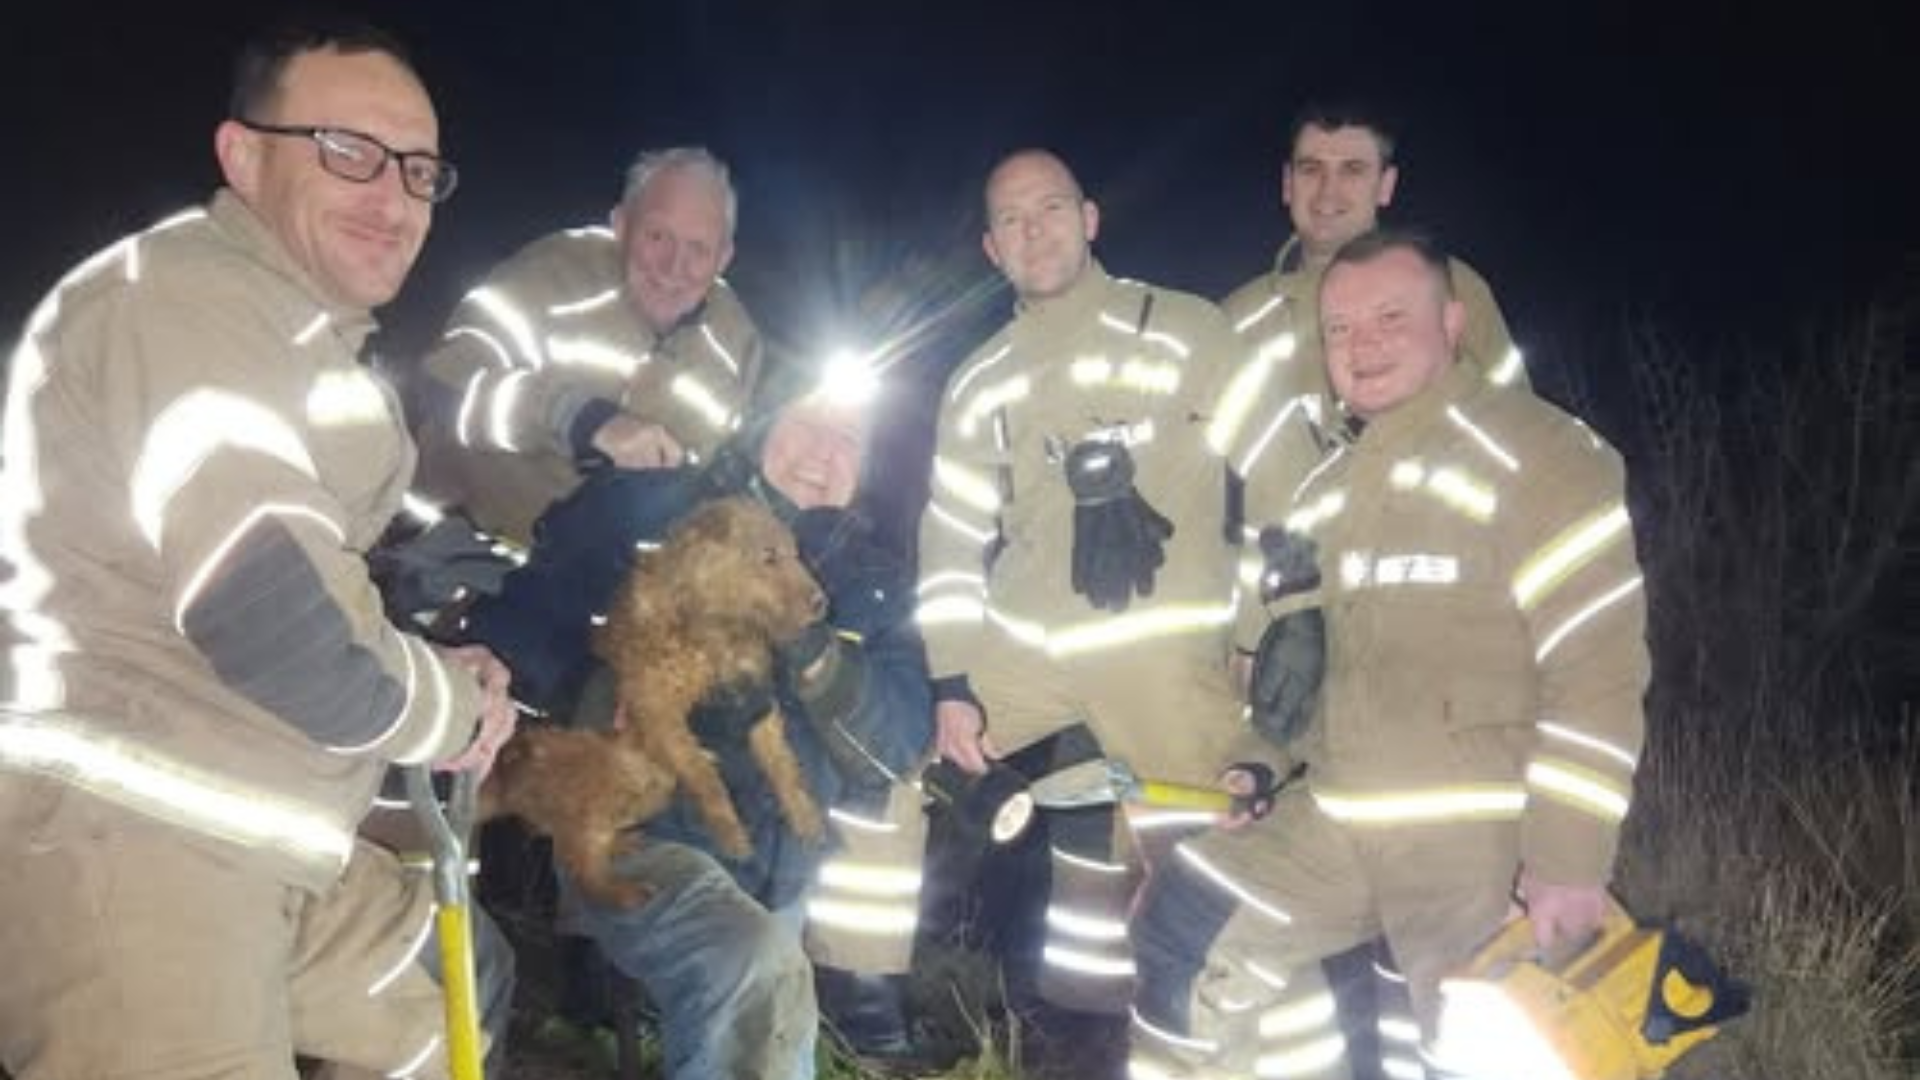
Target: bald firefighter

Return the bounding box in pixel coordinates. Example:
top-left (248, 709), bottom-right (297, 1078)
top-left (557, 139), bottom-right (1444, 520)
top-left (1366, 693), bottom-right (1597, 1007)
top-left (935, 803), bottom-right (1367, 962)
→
top-left (415, 146), bottom-right (763, 545)
top-left (1130, 231), bottom-right (1648, 1079)
top-left (916, 149), bottom-right (1271, 1017)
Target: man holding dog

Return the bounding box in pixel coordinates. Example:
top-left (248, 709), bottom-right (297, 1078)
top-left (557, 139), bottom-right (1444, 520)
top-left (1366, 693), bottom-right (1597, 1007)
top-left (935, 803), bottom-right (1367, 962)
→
top-left (460, 367), bottom-right (934, 1079)
top-left (0, 15), bottom-right (516, 1078)
top-left (913, 148), bottom-right (1273, 1020)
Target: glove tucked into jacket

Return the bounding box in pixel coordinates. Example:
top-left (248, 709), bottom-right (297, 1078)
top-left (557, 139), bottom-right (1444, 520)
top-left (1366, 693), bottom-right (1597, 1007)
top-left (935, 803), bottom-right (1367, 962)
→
top-left (1064, 440), bottom-right (1174, 612)
top-left (1248, 528), bottom-right (1325, 748)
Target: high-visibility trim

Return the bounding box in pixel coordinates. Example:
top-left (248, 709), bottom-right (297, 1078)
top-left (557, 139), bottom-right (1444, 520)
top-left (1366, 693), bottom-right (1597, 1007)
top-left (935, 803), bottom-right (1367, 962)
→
top-left (805, 897), bottom-right (919, 935)
top-left (441, 326), bottom-right (514, 369)
top-left (1125, 1057), bottom-right (1179, 1080)
top-left (1372, 960), bottom-right (1408, 984)
top-left (915, 570), bottom-right (987, 599)
top-left (1132, 1008), bottom-right (1220, 1058)
top-left (987, 601), bottom-right (1236, 659)
top-left (465, 286), bottom-right (542, 366)
top-left (1052, 846), bottom-right (1129, 875)
top-left (546, 335), bottom-right (639, 378)
top-left (1535, 575), bottom-right (1643, 662)
top-left (923, 499), bottom-right (999, 547)
top-left (669, 373), bottom-right (736, 431)
top-left (915, 595), bottom-right (986, 629)
top-left (1247, 960), bottom-right (1291, 991)
top-left (366, 902), bottom-right (438, 996)
top-left (485, 370), bottom-right (533, 452)
top-left (1042, 944), bottom-right (1136, 978)
top-left (957, 373), bottom-right (1031, 439)
top-left (947, 343), bottom-right (1012, 404)
top-left (389, 1032), bottom-right (441, 1079)
top-left (1312, 785), bottom-right (1527, 824)
top-left (1129, 807), bottom-right (1219, 831)
top-left (1382, 1055), bottom-right (1427, 1080)
top-left (292, 312), bottom-right (331, 347)
top-left (698, 323), bottom-right (741, 376)
top-left (0, 711), bottom-right (353, 865)
top-left (1539, 721), bottom-right (1637, 770)
top-left (547, 288), bottom-right (619, 317)
top-left (306, 368), bottom-right (391, 428)
top-left (1233, 294), bottom-right (1287, 334)
top-left (1511, 503), bottom-right (1631, 610)
top-left (932, 456), bottom-right (1002, 514)
top-left (1206, 352), bottom-right (1273, 456)
top-left (1446, 406), bottom-right (1521, 472)
top-left (399, 493), bottom-right (445, 527)
top-left (1257, 990), bottom-right (1336, 1039)
top-left (131, 390), bottom-right (319, 549)
top-left (1525, 759), bottom-right (1630, 822)
top-left (1486, 345), bottom-right (1526, 387)
top-left (817, 861), bottom-right (922, 897)
top-left (1377, 1017), bottom-right (1421, 1046)
top-left (1046, 905), bottom-right (1128, 942)
top-left (1175, 844), bottom-right (1292, 925)
top-left (1254, 1032), bottom-right (1348, 1078)
top-left (1285, 489), bottom-right (1347, 535)
top-left (172, 502), bottom-right (346, 631)
top-left (370, 636), bottom-right (457, 765)
top-left (826, 805), bottom-right (900, 833)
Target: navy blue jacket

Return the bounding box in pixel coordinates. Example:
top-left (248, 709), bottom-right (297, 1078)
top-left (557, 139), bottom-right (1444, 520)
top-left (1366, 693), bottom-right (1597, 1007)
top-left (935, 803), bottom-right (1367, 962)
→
top-left (461, 467), bottom-right (932, 908)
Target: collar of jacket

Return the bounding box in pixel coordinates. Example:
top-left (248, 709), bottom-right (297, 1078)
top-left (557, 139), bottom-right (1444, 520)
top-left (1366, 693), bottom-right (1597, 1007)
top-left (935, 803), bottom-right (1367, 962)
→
top-left (1337, 355), bottom-right (1490, 457)
top-left (1011, 258), bottom-right (1113, 339)
top-left (1274, 234), bottom-right (1311, 278)
top-left (207, 188), bottom-right (379, 352)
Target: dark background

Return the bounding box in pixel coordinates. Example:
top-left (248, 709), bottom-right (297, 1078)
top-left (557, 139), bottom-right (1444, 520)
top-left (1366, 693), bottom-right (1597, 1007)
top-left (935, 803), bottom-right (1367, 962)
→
top-left (4, 0), bottom-right (1914, 537)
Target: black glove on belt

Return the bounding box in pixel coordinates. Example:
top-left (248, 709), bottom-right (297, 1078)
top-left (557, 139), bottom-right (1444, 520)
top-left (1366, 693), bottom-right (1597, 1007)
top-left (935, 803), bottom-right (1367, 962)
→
top-left (1064, 440), bottom-right (1174, 612)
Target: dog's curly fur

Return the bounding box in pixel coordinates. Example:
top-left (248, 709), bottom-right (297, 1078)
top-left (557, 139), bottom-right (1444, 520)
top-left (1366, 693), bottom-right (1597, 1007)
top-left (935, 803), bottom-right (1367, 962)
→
top-left (480, 497), bottom-right (827, 908)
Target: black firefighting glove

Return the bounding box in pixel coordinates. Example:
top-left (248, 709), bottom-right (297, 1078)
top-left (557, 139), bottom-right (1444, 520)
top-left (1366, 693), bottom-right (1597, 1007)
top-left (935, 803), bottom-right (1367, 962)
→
top-left (689, 678), bottom-right (775, 751)
top-left (1247, 528), bottom-right (1325, 747)
top-left (1064, 440), bottom-right (1174, 612)
top-left (778, 621), bottom-right (881, 782)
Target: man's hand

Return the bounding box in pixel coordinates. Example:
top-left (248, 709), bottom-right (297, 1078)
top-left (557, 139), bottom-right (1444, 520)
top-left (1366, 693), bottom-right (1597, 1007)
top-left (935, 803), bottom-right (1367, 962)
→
top-left (592, 412), bottom-right (685, 469)
top-left (435, 643), bottom-right (516, 780)
top-left (1517, 867), bottom-right (1609, 953)
top-left (934, 699), bottom-right (997, 775)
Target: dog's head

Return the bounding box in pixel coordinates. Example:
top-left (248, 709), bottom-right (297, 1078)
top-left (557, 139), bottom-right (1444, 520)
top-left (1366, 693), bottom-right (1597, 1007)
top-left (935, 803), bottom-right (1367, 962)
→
top-left (648, 497), bottom-right (825, 642)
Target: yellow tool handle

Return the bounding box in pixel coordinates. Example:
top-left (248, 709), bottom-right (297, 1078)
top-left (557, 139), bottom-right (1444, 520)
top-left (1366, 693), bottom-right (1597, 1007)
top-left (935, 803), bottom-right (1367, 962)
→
top-left (435, 901), bottom-right (485, 1080)
top-left (1133, 779), bottom-right (1236, 812)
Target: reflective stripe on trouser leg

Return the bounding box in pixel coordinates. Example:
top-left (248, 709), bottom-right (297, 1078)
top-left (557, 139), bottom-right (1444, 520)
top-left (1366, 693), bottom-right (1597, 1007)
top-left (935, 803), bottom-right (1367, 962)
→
top-left (1129, 851), bottom-right (1352, 1080)
top-left (1371, 950), bottom-right (1425, 1080)
top-left (805, 779), bottom-right (929, 975)
top-left (1038, 799), bottom-right (1137, 1013)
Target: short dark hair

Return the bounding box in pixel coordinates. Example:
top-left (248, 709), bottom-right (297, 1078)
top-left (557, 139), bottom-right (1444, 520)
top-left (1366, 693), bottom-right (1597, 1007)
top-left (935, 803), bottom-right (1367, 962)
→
top-left (229, 11), bottom-right (416, 120)
top-left (1288, 100), bottom-right (1397, 167)
top-left (1327, 229), bottom-right (1455, 297)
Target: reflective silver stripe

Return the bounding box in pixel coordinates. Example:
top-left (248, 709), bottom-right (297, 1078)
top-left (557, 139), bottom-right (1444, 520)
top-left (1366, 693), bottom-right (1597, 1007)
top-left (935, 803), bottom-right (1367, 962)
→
top-left (0, 711), bottom-right (353, 866)
top-left (131, 389), bottom-right (320, 549)
top-left (1312, 786), bottom-right (1527, 824)
top-left (1525, 759), bottom-right (1629, 821)
top-left (1535, 575), bottom-right (1643, 662)
top-left (1511, 503), bottom-right (1631, 610)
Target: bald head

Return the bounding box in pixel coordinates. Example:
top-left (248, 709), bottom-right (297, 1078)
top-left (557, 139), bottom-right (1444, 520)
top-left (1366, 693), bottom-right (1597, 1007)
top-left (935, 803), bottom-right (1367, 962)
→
top-left (981, 149), bottom-right (1099, 302)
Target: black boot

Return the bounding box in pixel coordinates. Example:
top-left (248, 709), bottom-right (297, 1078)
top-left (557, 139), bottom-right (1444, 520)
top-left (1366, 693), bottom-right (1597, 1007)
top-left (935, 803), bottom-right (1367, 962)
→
top-left (817, 968), bottom-right (955, 1075)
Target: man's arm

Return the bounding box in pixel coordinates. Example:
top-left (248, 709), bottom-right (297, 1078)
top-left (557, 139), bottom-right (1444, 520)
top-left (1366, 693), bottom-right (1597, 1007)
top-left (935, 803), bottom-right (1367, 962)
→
top-left (113, 280), bottom-right (482, 766)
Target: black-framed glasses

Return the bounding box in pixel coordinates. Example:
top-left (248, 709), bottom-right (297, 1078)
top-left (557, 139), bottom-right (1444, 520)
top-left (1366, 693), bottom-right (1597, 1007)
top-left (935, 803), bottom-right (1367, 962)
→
top-left (236, 118), bottom-right (459, 204)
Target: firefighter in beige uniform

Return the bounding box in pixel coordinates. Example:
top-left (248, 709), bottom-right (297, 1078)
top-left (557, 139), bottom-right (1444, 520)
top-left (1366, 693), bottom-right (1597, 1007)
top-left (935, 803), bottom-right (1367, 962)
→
top-left (917, 150), bottom-right (1266, 1014)
top-left (1130, 233), bottom-right (1648, 1079)
top-left (1220, 105), bottom-right (1521, 643)
top-left (415, 146), bottom-right (763, 545)
top-left (0, 21), bottom-right (515, 1079)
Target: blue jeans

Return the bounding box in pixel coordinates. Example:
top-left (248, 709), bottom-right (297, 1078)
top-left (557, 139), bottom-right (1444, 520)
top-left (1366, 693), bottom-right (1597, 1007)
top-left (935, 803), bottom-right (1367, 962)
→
top-left (566, 841), bottom-right (818, 1080)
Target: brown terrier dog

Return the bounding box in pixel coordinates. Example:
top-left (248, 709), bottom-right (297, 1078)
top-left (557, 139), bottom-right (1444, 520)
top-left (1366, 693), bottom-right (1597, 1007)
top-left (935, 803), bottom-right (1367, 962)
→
top-left (480, 497), bottom-right (828, 907)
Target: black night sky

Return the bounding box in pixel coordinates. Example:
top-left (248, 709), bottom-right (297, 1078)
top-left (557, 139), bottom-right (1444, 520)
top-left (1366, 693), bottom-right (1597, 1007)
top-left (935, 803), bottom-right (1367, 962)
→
top-left (4, 0), bottom-right (1912, 473)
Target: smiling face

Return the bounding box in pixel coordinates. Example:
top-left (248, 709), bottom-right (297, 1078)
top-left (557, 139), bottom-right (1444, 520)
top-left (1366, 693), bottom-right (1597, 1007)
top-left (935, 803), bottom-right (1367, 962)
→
top-left (1319, 246), bottom-right (1464, 420)
top-left (614, 165), bottom-right (734, 334)
top-left (758, 398), bottom-right (869, 511)
top-left (1284, 124), bottom-right (1399, 264)
top-left (217, 47), bottom-right (439, 310)
top-left (981, 150), bottom-right (1099, 303)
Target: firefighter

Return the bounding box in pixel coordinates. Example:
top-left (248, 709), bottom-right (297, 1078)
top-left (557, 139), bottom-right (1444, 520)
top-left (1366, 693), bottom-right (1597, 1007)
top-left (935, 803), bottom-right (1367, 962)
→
top-left (1129, 231), bottom-right (1648, 1079)
top-left (455, 367), bottom-right (936, 1078)
top-left (0, 16), bottom-right (516, 1079)
top-left (412, 145), bottom-right (763, 546)
top-left (916, 149), bottom-right (1271, 1018)
top-left (1219, 101), bottom-right (1522, 573)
